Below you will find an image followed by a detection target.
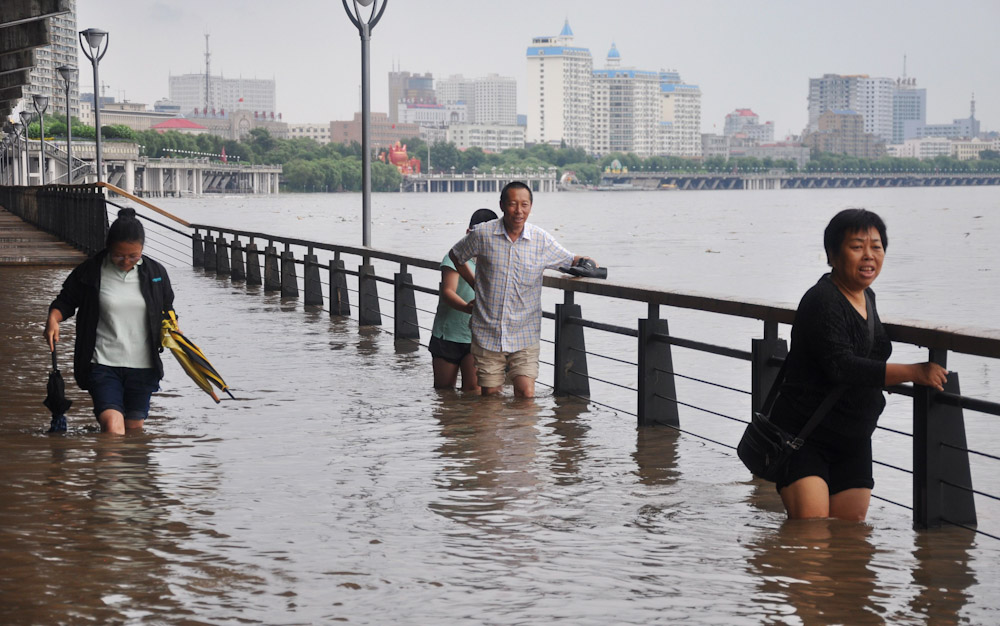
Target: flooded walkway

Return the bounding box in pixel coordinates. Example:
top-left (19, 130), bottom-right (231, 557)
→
top-left (1, 265), bottom-right (998, 624)
top-left (0, 208), bottom-right (86, 266)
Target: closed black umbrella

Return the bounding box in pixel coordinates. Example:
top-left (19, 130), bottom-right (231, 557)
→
top-left (43, 348), bottom-right (72, 433)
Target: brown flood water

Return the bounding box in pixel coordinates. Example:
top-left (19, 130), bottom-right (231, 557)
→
top-left (1, 264), bottom-right (997, 625)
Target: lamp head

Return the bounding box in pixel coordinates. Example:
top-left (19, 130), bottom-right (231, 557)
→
top-left (33, 94), bottom-right (50, 112)
top-left (57, 65), bottom-right (77, 84)
top-left (12, 122), bottom-right (23, 137)
top-left (19, 111), bottom-right (32, 126)
top-left (357, 0), bottom-right (375, 5)
top-left (80, 28), bottom-right (108, 49)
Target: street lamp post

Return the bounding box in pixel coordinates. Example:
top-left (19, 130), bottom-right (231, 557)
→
top-left (341, 0), bottom-right (387, 247)
top-left (79, 28), bottom-right (108, 183)
top-left (57, 65), bottom-right (77, 184)
top-left (11, 122), bottom-right (23, 185)
top-left (32, 94), bottom-right (50, 185)
top-left (19, 111), bottom-right (32, 185)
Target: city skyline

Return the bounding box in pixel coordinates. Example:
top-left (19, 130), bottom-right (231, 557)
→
top-left (76, 0), bottom-right (999, 138)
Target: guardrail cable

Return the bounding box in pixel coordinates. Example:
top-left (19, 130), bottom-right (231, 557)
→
top-left (567, 368), bottom-right (636, 392)
top-left (940, 479), bottom-right (1000, 502)
top-left (940, 518), bottom-right (1000, 541)
top-left (652, 366), bottom-right (751, 395)
top-left (653, 393), bottom-right (746, 426)
top-left (941, 441), bottom-right (1000, 462)
top-left (873, 459), bottom-right (913, 475)
top-left (568, 346), bottom-right (638, 367)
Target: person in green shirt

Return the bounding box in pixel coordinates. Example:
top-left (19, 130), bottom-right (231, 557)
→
top-left (430, 208), bottom-right (498, 391)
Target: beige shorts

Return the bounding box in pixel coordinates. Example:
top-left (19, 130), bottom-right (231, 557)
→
top-left (471, 339), bottom-right (540, 388)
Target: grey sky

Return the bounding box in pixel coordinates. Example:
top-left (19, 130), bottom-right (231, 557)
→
top-left (77, 0), bottom-right (999, 138)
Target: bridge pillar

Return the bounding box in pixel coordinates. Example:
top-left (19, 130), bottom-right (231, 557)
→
top-left (304, 251), bottom-right (323, 306)
top-left (329, 256), bottom-right (351, 317)
top-left (913, 349), bottom-right (977, 529)
top-left (393, 268), bottom-right (420, 341)
top-left (215, 236), bottom-right (231, 276)
top-left (263, 244), bottom-right (280, 292)
top-left (203, 234), bottom-right (217, 272)
top-left (230, 237), bottom-right (246, 282)
top-left (124, 160), bottom-right (135, 195)
top-left (554, 298), bottom-right (590, 397)
top-left (358, 262), bottom-right (382, 326)
top-left (638, 313), bottom-right (679, 427)
top-left (191, 231), bottom-right (204, 268)
top-left (245, 242), bottom-right (262, 286)
top-left (280, 247), bottom-right (299, 298)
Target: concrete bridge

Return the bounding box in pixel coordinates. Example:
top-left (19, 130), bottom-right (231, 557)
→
top-left (401, 169), bottom-right (559, 193)
top-left (600, 171), bottom-right (1000, 191)
top-left (9, 140), bottom-right (282, 196)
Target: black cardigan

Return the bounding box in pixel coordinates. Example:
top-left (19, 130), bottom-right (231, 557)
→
top-left (49, 250), bottom-right (176, 390)
top-left (771, 274), bottom-right (892, 438)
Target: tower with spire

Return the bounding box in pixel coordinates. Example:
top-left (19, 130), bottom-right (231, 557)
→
top-left (525, 19), bottom-right (593, 150)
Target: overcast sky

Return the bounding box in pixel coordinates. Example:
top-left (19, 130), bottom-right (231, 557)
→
top-left (77, 0), bottom-right (999, 138)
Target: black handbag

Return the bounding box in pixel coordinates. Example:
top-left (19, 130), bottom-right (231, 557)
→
top-left (738, 293), bottom-right (874, 482)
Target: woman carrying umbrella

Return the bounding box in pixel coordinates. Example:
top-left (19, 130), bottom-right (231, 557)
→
top-left (44, 208), bottom-right (176, 434)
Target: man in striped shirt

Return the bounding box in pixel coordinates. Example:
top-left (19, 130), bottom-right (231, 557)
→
top-left (450, 181), bottom-right (591, 397)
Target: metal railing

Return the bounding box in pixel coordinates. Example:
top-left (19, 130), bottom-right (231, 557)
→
top-left (16, 182), bottom-right (1000, 538)
top-left (0, 185), bottom-right (108, 255)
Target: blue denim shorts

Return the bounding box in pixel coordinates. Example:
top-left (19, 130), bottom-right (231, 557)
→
top-left (87, 364), bottom-right (161, 421)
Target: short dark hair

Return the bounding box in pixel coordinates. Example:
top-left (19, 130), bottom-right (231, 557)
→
top-left (469, 208), bottom-right (498, 228)
top-left (500, 181), bottom-right (532, 206)
top-left (106, 208), bottom-right (145, 248)
top-left (823, 208), bottom-right (888, 265)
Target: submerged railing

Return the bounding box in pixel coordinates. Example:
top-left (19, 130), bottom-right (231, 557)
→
top-left (12, 183), bottom-right (1000, 537)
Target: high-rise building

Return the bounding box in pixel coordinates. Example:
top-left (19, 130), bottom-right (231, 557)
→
top-left (168, 74), bottom-right (276, 117)
top-left (18, 0), bottom-right (80, 118)
top-left (724, 109), bottom-right (774, 143)
top-left (436, 73), bottom-right (516, 126)
top-left (659, 72), bottom-right (702, 158)
top-left (591, 44), bottom-right (660, 157)
top-left (387, 71), bottom-right (435, 123)
top-left (892, 77), bottom-right (926, 144)
top-left (807, 74), bottom-right (894, 143)
top-left (525, 20), bottom-right (593, 151)
top-left (802, 109), bottom-right (885, 158)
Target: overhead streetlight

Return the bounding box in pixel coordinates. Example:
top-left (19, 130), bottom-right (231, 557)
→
top-left (57, 65), bottom-right (77, 184)
top-left (79, 28), bottom-right (108, 183)
top-left (341, 0), bottom-right (387, 248)
top-left (33, 94), bottom-right (50, 185)
top-left (19, 111), bottom-right (32, 185)
top-left (11, 122), bottom-right (23, 185)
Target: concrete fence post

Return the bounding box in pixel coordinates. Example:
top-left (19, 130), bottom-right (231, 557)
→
top-left (230, 237), bottom-right (246, 282)
top-left (393, 267), bottom-right (420, 341)
top-left (203, 233), bottom-right (217, 272)
top-left (329, 256), bottom-right (351, 317)
top-left (245, 241), bottom-right (262, 286)
top-left (304, 251), bottom-right (323, 306)
top-left (281, 247), bottom-right (299, 298)
top-left (358, 262), bottom-right (382, 326)
top-left (913, 349), bottom-right (977, 528)
top-left (638, 317), bottom-right (680, 427)
top-left (263, 244), bottom-right (280, 292)
top-left (192, 230), bottom-right (204, 268)
top-left (553, 301), bottom-right (590, 397)
top-left (215, 236), bottom-right (231, 276)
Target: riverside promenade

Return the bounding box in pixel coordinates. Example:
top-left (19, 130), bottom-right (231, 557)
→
top-left (0, 207), bottom-right (85, 265)
top-left (2, 184), bottom-right (1000, 623)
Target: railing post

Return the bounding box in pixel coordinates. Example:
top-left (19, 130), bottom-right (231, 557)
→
top-left (215, 235), bottom-right (231, 276)
top-left (358, 261), bottom-right (382, 326)
top-left (245, 241), bottom-right (262, 286)
top-left (281, 245), bottom-right (299, 298)
top-left (304, 248), bottom-right (323, 306)
top-left (263, 243), bottom-right (280, 292)
top-left (638, 317), bottom-right (679, 427)
top-left (192, 229), bottom-right (204, 268)
top-left (329, 254), bottom-right (351, 317)
top-left (203, 233), bottom-right (217, 272)
top-left (230, 237), bottom-right (246, 282)
top-left (554, 302), bottom-right (590, 396)
top-left (393, 264), bottom-right (419, 341)
top-left (913, 349), bottom-right (977, 529)
top-left (751, 321), bottom-right (787, 413)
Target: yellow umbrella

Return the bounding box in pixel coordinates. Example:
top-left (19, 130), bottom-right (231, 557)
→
top-left (161, 310), bottom-right (234, 403)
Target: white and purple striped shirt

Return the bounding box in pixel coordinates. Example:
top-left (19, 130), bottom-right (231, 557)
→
top-left (451, 219), bottom-right (574, 353)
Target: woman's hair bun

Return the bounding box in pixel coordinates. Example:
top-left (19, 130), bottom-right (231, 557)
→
top-left (118, 208), bottom-right (137, 219)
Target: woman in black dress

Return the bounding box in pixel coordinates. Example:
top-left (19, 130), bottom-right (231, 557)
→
top-left (771, 209), bottom-right (948, 521)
